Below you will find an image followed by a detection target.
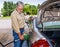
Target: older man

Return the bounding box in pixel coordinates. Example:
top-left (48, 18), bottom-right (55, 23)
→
top-left (11, 1), bottom-right (25, 47)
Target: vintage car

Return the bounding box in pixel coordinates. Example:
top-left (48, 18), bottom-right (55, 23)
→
top-left (30, 0), bottom-right (60, 47)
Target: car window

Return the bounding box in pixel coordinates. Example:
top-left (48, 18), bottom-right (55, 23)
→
top-left (37, 9), bottom-right (60, 29)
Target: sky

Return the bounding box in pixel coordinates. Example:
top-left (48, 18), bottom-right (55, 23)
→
top-left (0, 0), bottom-right (46, 13)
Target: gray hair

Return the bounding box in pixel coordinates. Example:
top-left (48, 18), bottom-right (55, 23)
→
top-left (16, 1), bottom-right (24, 7)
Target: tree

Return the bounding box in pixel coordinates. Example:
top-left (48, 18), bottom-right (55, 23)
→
top-left (37, 4), bottom-right (40, 11)
top-left (24, 4), bottom-right (38, 15)
top-left (24, 4), bottom-right (31, 15)
top-left (1, 1), bottom-right (16, 17)
top-left (30, 5), bottom-right (37, 15)
top-left (1, 1), bottom-right (38, 16)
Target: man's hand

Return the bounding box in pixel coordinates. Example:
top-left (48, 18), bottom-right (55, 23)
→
top-left (17, 33), bottom-right (24, 40)
top-left (19, 35), bottom-right (24, 40)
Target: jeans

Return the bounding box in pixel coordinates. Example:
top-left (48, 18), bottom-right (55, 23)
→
top-left (13, 28), bottom-right (24, 47)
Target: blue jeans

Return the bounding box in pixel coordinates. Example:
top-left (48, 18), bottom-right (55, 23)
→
top-left (13, 28), bottom-right (24, 47)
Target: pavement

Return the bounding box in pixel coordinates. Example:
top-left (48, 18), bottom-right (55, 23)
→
top-left (0, 19), bottom-right (27, 47)
top-left (0, 19), bottom-right (11, 29)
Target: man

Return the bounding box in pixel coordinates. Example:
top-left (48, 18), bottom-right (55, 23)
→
top-left (11, 1), bottom-right (25, 47)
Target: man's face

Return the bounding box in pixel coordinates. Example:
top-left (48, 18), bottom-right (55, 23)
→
top-left (17, 4), bottom-right (24, 12)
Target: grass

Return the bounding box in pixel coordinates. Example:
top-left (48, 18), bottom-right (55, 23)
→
top-left (0, 16), bottom-right (11, 20)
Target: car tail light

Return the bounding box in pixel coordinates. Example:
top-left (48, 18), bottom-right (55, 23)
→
top-left (32, 39), bottom-right (50, 47)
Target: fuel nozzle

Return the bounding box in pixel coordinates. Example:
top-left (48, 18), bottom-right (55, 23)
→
top-left (23, 33), bottom-right (30, 40)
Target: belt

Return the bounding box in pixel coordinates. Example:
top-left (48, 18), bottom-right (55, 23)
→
top-left (20, 28), bottom-right (24, 30)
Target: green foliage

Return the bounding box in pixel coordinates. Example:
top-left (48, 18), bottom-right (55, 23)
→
top-left (1, 1), bottom-right (16, 17)
top-left (24, 4), bottom-right (38, 15)
top-left (1, 1), bottom-right (38, 17)
top-left (37, 4), bottom-right (40, 9)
